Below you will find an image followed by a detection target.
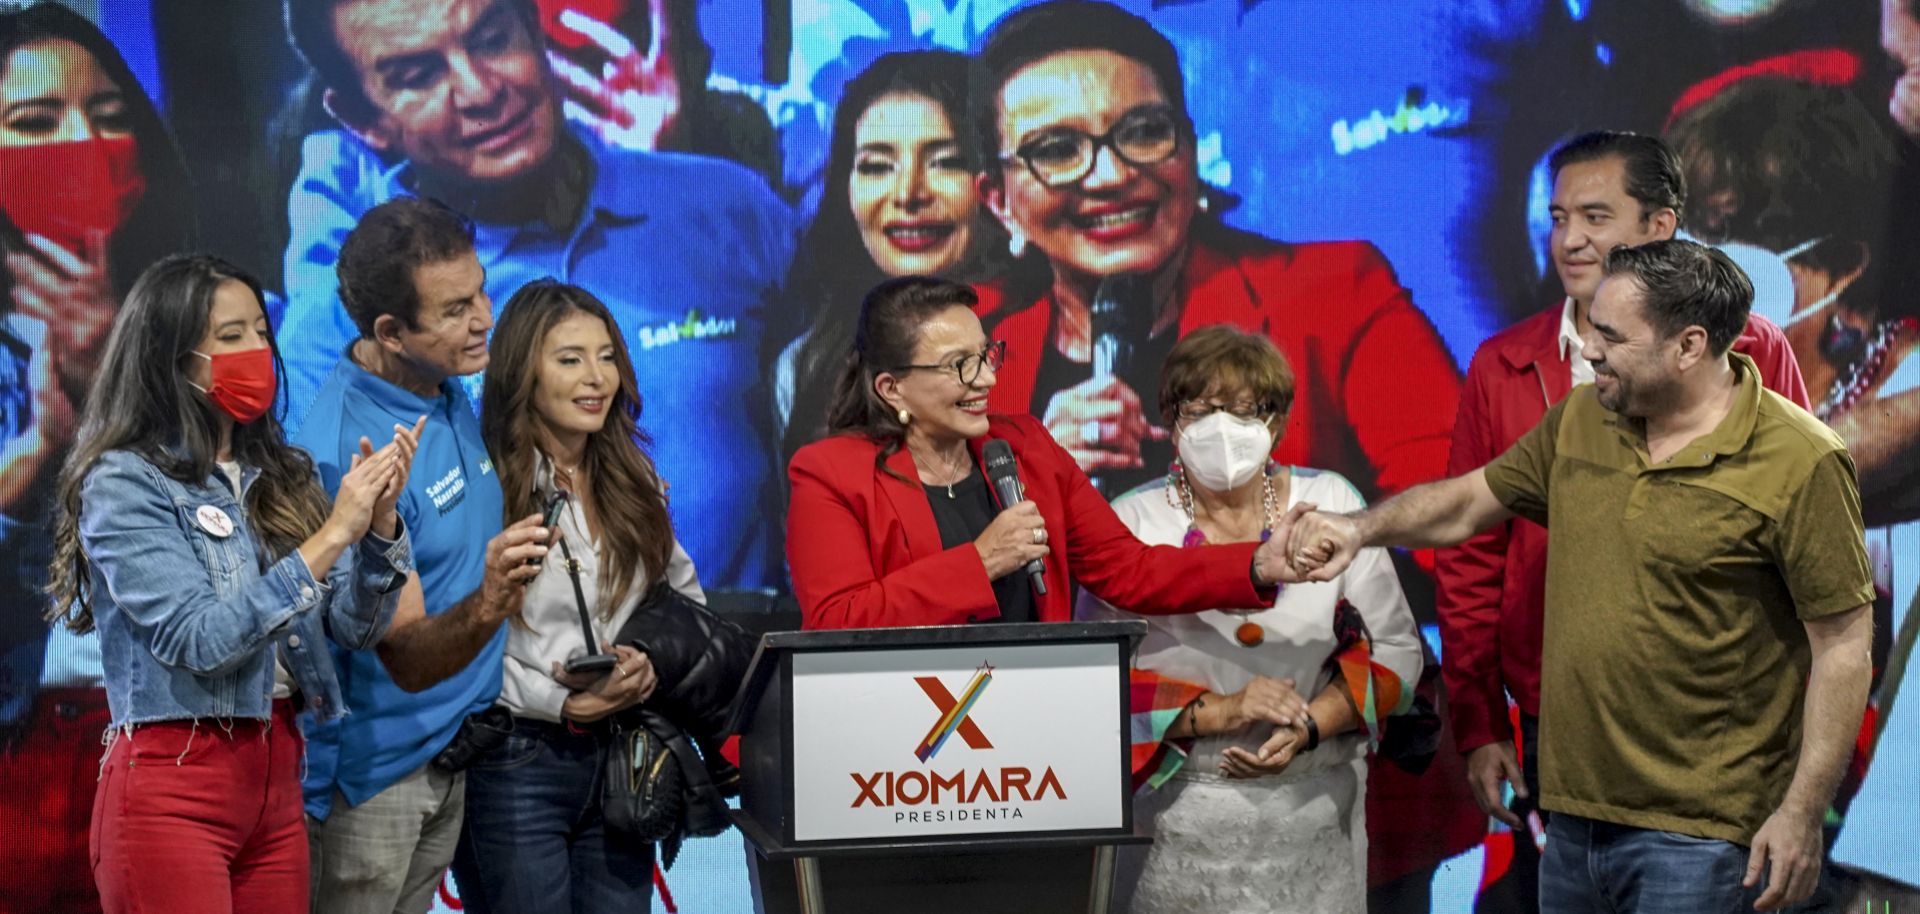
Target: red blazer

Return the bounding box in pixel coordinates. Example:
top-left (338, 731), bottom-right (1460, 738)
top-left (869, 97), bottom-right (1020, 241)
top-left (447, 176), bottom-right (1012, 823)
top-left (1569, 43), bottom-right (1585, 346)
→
top-left (786, 413), bottom-right (1271, 630)
top-left (1434, 305), bottom-right (1812, 753)
top-left (974, 229), bottom-right (1462, 502)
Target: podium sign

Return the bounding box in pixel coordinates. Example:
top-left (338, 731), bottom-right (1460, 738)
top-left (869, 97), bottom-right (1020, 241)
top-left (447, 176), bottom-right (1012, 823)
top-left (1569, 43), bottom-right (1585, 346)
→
top-left (728, 622), bottom-right (1145, 913)
top-left (789, 641), bottom-right (1126, 842)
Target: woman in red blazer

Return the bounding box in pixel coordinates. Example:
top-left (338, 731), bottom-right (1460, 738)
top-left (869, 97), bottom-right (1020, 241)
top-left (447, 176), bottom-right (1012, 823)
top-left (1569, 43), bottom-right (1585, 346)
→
top-left (786, 276), bottom-right (1302, 631)
top-left (787, 276), bottom-right (1327, 790)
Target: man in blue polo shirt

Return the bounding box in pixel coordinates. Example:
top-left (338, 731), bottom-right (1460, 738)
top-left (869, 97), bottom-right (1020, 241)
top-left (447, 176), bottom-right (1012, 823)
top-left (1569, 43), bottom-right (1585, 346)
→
top-left (294, 197), bottom-right (551, 913)
top-left (278, 0), bottom-right (796, 592)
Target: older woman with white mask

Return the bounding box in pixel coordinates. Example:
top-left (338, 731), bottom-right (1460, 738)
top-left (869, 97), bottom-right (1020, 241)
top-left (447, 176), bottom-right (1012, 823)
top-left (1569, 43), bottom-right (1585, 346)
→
top-left (1078, 325), bottom-right (1423, 914)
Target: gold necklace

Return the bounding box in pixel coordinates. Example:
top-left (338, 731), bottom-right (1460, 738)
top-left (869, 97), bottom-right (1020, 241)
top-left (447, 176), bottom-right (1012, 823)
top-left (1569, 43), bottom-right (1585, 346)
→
top-left (912, 446), bottom-right (970, 498)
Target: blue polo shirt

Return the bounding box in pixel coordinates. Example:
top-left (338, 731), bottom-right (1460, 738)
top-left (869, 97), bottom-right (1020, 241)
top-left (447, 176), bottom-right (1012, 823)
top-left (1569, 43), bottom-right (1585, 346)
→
top-left (291, 355), bottom-right (504, 819)
top-left (276, 128), bottom-right (796, 589)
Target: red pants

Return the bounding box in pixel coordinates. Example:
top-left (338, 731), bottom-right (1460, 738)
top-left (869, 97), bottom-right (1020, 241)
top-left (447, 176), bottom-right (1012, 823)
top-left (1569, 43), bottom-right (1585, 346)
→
top-left (90, 699), bottom-right (307, 914)
top-left (0, 688), bottom-right (112, 914)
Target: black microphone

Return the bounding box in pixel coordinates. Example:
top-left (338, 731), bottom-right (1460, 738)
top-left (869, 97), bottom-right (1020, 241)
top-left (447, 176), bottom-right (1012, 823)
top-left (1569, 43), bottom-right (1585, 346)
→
top-left (1090, 272), bottom-right (1151, 382)
top-left (1087, 273), bottom-right (1153, 493)
top-left (982, 439), bottom-right (1047, 596)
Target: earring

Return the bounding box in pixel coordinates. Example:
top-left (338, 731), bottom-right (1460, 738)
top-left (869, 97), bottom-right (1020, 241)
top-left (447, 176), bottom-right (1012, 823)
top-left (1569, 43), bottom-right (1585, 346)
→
top-left (897, 408), bottom-right (912, 425)
top-left (1008, 227), bottom-right (1027, 258)
top-left (1198, 194), bottom-right (1211, 213)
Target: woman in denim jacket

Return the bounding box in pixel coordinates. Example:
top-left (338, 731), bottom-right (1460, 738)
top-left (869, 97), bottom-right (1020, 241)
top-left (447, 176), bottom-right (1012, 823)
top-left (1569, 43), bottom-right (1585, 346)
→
top-left (42, 254), bottom-right (423, 913)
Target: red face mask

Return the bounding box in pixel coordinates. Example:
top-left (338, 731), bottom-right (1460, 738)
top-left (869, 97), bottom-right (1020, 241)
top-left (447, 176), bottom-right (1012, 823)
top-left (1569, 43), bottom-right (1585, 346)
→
top-left (0, 136), bottom-right (147, 257)
top-left (191, 347), bottom-right (277, 425)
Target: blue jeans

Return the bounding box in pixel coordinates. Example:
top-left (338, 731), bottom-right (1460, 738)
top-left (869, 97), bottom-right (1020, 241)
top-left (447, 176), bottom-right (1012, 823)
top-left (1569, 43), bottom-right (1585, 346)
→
top-left (451, 718), bottom-right (654, 914)
top-left (1540, 813), bottom-right (1763, 914)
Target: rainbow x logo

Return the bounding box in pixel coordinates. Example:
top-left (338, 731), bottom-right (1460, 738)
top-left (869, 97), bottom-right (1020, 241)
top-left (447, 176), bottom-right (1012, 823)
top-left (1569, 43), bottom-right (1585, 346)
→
top-left (913, 662), bottom-right (995, 762)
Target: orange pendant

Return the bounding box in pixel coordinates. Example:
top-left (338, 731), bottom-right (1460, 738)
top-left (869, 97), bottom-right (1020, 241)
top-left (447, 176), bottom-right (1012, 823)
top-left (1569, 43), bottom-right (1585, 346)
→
top-left (1234, 621), bottom-right (1264, 647)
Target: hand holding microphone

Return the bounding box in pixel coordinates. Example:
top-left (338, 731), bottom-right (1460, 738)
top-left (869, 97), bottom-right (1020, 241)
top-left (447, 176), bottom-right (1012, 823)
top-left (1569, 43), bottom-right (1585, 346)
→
top-left (1044, 273), bottom-right (1169, 474)
top-left (982, 440), bottom-right (1048, 595)
top-left (974, 501), bottom-right (1049, 580)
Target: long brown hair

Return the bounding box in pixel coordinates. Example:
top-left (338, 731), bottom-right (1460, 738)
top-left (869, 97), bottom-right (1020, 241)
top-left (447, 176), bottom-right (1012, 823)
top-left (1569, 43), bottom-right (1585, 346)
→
top-left (480, 280), bottom-right (672, 614)
top-left (45, 254), bottom-right (329, 632)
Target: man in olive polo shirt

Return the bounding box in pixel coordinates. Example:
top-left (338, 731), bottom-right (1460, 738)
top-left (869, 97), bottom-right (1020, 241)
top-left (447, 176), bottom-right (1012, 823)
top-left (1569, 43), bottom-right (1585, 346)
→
top-left (1283, 239), bottom-right (1873, 913)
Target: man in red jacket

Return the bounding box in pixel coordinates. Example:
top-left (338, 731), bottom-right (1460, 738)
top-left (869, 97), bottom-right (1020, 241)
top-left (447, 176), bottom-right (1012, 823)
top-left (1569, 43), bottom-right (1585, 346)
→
top-left (1436, 130), bottom-right (1810, 908)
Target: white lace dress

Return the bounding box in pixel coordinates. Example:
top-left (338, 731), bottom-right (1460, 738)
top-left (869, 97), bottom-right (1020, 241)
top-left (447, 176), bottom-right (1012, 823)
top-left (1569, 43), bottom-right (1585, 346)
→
top-left (1077, 468), bottom-right (1423, 914)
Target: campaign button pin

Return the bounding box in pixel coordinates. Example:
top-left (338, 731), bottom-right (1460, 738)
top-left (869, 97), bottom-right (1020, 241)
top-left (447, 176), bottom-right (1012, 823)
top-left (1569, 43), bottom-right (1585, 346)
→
top-left (196, 505), bottom-right (235, 538)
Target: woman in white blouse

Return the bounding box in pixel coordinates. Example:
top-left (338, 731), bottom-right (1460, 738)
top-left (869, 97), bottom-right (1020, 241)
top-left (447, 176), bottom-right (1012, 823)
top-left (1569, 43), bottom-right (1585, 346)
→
top-left (1078, 325), bottom-right (1424, 914)
top-left (457, 279), bottom-right (703, 912)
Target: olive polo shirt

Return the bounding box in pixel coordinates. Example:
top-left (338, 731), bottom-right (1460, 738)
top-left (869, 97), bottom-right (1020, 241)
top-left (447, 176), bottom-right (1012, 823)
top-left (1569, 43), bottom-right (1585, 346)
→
top-left (1483, 353), bottom-right (1874, 844)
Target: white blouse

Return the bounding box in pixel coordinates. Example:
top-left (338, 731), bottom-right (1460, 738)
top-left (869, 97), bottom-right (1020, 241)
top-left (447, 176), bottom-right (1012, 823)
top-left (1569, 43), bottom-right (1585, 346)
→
top-left (499, 465), bottom-right (704, 723)
top-left (1076, 467), bottom-right (1423, 777)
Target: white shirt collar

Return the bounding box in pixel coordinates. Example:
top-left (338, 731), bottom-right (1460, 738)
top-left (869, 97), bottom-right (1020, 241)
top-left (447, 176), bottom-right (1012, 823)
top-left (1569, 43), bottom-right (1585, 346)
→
top-left (1558, 297), bottom-right (1596, 386)
top-left (1557, 296), bottom-right (1582, 362)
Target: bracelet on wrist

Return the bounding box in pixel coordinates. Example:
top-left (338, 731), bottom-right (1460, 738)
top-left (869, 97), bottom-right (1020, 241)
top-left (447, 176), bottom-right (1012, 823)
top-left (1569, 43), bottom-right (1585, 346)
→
top-left (1302, 712), bottom-right (1320, 752)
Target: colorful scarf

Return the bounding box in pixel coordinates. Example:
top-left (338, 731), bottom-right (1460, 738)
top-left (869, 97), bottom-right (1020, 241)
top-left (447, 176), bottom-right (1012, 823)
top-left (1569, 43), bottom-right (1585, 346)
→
top-left (1126, 598), bottom-right (1414, 793)
top-left (1330, 597), bottom-right (1415, 750)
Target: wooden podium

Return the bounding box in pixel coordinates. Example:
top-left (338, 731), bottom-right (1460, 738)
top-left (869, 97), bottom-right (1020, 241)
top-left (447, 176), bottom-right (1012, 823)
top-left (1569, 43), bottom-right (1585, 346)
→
top-left (726, 620), bottom-right (1150, 914)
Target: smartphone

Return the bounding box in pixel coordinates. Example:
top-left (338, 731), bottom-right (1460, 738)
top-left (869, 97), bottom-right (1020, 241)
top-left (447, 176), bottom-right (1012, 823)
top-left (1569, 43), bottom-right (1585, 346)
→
top-left (564, 653), bottom-right (619, 676)
top-left (525, 493), bottom-right (567, 570)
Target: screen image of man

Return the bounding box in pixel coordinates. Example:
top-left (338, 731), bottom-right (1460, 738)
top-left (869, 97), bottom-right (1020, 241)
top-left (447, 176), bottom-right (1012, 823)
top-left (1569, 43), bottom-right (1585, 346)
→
top-left (277, 0), bottom-right (796, 588)
top-left (1293, 239), bottom-right (1874, 913)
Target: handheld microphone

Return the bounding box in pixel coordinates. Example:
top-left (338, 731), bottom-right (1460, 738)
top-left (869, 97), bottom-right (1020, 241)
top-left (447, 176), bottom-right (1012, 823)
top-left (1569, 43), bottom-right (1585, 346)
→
top-left (981, 439), bottom-right (1047, 596)
top-left (1090, 272), bottom-right (1150, 381)
top-left (1088, 273), bottom-right (1152, 492)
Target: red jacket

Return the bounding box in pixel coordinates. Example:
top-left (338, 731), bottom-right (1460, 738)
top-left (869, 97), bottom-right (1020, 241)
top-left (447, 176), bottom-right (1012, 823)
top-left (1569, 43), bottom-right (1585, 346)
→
top-left (1434, 305), bottom-right (1812, 753)
top-left (786, 413), bottom-right (1272, 630)
top-left (974, 230), bottom-right (1462, 504)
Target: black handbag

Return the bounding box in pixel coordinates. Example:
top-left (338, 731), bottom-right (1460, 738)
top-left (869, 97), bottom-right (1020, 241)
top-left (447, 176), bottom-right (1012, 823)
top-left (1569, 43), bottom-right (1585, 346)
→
top-left (603, 709), bottom-right (734, 869)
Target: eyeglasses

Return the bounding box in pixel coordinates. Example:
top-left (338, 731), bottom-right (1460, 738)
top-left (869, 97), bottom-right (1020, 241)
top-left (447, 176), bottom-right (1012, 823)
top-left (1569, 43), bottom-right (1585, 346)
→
top-left (896, 341), bottom-right (1006, 386)
top-left (1003, 106), bottom-right (1185, 188)
top-left (1175, 398), bottom-right (1282, 423)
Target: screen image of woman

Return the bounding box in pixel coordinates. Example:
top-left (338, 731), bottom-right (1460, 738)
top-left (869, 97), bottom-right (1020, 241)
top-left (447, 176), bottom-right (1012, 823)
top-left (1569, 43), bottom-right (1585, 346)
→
top-left (777, 49), bottom-right (1008, 467)
top-left (0, 4), bottom-right (196, 910)
top-left (967, 0), bottom-right (1461, 506)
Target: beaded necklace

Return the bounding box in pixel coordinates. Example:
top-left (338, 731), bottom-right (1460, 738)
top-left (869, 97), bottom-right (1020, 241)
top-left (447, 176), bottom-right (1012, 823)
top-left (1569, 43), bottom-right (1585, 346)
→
top-left (1168, 464), bottom-right (1279, 647)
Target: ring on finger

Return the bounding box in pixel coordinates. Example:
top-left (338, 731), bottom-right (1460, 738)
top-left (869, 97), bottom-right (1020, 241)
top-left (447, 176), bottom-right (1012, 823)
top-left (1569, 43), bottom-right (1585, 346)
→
top-left (1030, 527), bottom-right (1046, 545)
top-left (1079, 419), bottom-right (1101, 445)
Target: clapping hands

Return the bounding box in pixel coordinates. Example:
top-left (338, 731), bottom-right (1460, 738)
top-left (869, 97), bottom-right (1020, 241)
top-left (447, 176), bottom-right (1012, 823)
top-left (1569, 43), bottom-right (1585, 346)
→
top-left (360, 415), bottom-right (427, 539)
top-left (328, 415), bottom-right (427, 544)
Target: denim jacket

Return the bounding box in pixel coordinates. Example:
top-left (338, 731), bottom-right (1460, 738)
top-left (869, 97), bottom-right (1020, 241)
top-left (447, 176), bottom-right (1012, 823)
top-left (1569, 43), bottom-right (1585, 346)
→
top-left (78, 448), bottom-right (411, 729)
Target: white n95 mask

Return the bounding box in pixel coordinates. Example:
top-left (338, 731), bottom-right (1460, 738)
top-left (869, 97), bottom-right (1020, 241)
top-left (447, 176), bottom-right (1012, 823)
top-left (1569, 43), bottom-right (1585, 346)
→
top-left (1176, 412), bottom-right (1273, 491)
